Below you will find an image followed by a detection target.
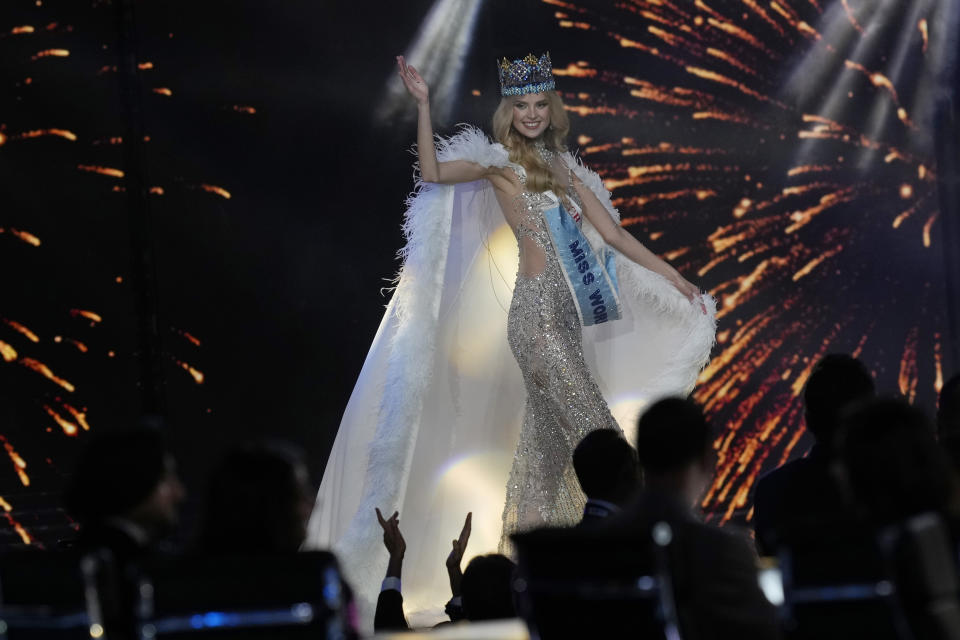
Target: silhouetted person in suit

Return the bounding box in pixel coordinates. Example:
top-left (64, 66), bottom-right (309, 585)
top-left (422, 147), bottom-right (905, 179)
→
top-left (198, 441), bottom-right (314, 553)
top-left (831, 397), bottom-right (960, 640)
top-left (937, 373), bottom-right (960, 473)
top-left (840, 396), bottom-right (960, 525)
top-left (64, 424), bottom-right (185, 562)
top-left (616, 397), bottom-right (781, 640)
top-left (753, 354), bottom-right (875, 554)
top-left (572, 428), bottom-right (641, 525)
top-left (63, 424), bottom-right (185, 640)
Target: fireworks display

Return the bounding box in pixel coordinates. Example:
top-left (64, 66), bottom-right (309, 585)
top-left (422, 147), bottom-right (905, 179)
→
top-left (530, 0), bottom-right (955, 523)
top-left (1, 1), bottom-right (211, 546)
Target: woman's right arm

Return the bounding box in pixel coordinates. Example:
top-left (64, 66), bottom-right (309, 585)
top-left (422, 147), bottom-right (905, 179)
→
top-left (398, 56), bottom-right (493, 185)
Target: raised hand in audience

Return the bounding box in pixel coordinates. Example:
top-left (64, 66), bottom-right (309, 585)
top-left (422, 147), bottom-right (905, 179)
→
top-left (375, 508), bottom-right (406, 580)
top-left (444, 512), bottom-right (472, 621)
top-left (374, 508), bottom-right (409, 632)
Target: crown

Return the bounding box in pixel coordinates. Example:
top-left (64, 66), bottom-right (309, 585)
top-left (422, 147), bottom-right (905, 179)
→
top-left (498, 52), bottom-right (555, 96)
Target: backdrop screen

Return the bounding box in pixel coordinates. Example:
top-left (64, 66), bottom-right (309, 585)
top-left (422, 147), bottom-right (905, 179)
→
top-left (0, 0), bottom-right (957, 546)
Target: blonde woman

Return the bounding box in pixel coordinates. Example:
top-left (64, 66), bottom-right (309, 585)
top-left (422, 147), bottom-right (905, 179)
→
top-left (306, 52), bottom-right (715, 627)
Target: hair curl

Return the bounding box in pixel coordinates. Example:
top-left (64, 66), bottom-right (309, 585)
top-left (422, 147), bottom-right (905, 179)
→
top-left (491, 90), bottom-right (570, 197)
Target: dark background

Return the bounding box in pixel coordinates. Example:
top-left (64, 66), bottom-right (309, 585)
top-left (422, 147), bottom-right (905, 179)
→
top-left (1, 0), bottom-right (958, 547)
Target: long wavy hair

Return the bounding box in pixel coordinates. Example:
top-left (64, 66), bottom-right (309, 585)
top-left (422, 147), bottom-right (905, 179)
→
top-left (492, 90), bottom-right (570, 197)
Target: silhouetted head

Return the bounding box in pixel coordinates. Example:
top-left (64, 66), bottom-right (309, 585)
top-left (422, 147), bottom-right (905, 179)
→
top-left (804, 354), bottom-right (875, 445)
top-left (838, 396), bottom-right (958, 524)
top-left (64, 424), bottom-right (184, 538)
top-left (573, 429), bottom-right (641, 506)
top-left (461, 554), bottom-right (517, 621)
top-left (938, 373), bottom-right (960, 438)
top-left (635, 397), bottom-right (714, 505)
top-left (199, 441), bottom-right (313, 553)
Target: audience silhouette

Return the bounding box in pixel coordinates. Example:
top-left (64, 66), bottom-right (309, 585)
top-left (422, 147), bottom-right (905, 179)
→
top-left (64, 423), bottom-right (185, 562)
top-left (839, 396), bottom-right (960, 526)
top-left (572, 428), bottom-right (641, 525)
top-left (24, 359), bottom-right (960, 639)
top-left (753, 354), bottom-right (875, 554)
top-left (460, 553), bottom-right (517, 621)
top-left (618, 396), bottom-right (782, 640)
top-left (198, 440), bottom-right (314, 553)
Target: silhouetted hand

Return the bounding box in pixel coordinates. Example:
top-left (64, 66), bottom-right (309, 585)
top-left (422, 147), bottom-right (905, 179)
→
top-left (376, 507), bottom-right (406, 579)
top-left (445, 512), bottom-right (471, 597)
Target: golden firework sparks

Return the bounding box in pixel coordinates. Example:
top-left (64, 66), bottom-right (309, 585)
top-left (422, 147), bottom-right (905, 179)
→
top-left (552, 61), bottom-right (598, 78)
top-left (1, 436), bottom-right (29, 487)
top-left (20, 358), bottom-right (75, 392)
top-left (0, 341), bottom-right (17, 362)
top-left (4, 513), bottom-right (33, 545)
top-left (542, 0), bottom-right (578, 9)
top-left (178, 330), bottom-right (202, 346)
top-left (934, 334), bottom-right (943, 394)
top-left (200, 184), bottom-right (231, 199)
top-left (43, 404), bottom-right (78, 436)
top-left (898, 327), bottom-right (919, 403)
top-left (922, 211), bottom-right (937, 248)
top-left (10, 228), bottom-right (41, 246)
top-left (30, 48), bottom-right (69, 60)
top-left (784, 188), bottom-right (856, 233)
top-left (61, 402), bottom-right (91, 431)
top-left (70, 309), bottom-right (102, 323)
top-left (177, 361), bottom-right (205, 384)
top-left (3, 319), bottom-right (40, 342)
top-left (77, 165), bottom-right (124, 178)
top-left (10, 128), bottom-right (77, 142)
top-left (792, 244), bottom-right (843, 281)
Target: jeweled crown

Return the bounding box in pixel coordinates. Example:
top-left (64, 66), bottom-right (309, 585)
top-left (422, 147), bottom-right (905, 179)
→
top-left (498, 52), bottom-right (556, 97)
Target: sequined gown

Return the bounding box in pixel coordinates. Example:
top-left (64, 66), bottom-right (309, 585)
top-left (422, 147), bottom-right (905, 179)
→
top-left (499, 164), bottom-right (620, 549)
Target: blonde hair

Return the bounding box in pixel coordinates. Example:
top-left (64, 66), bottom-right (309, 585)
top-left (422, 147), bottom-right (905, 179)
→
top-left (492, 90), bottom-right (570, 197)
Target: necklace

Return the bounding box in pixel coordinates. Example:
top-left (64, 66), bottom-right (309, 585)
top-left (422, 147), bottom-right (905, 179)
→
top-left (535, 140), bottom-right (556, 166)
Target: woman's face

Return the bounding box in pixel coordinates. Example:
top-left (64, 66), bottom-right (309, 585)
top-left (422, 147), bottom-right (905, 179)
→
top-left (511, 92), bottom-right (550, 139)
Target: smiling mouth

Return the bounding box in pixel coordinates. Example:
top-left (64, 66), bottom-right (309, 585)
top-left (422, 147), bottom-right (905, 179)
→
top-left (521, 121), bottom-right (542, 129)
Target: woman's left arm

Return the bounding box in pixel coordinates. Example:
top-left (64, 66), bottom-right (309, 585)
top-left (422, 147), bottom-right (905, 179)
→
top-left (569, 169), bottom-right (703, 304)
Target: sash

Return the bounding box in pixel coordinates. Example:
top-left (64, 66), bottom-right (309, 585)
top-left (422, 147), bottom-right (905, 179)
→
top-left (542, 203), bottom-right (622, 326)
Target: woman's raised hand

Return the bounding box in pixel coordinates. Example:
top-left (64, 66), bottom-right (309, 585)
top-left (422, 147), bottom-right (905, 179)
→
top-left (397, 55), bottom-right (429, 105)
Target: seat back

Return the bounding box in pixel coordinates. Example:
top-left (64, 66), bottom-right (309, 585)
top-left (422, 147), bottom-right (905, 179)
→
top-left (0, 550), bottom-right (109, 640)
top-left (883, 513), bottom-right (960, 640)
top-left (513, 524), bottom-right (678, 640)
top-left (780, 513), bottom-right (960, 640)
top-left (132, 551), bottom-right (347, 640)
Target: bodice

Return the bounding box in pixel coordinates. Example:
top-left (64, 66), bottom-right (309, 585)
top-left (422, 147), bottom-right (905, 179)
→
top-left (508, 161), bottom-right (584, 253)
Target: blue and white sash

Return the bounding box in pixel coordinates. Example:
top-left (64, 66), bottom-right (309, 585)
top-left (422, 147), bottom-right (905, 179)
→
top-left (542, 203), bottom-right (621, 326)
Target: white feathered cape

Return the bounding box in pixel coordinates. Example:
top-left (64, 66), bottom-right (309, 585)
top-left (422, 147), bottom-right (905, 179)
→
top-left (305, 127), bottom-right (717, 628)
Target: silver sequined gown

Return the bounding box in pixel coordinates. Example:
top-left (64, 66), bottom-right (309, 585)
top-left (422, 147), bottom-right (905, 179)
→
top-left (499, 168), bottom-right (620, 550)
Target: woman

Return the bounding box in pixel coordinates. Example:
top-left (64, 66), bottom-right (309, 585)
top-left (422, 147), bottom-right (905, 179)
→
top-left (307, 52), bottom-right (715, 627)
